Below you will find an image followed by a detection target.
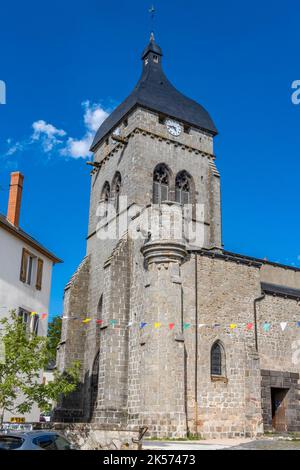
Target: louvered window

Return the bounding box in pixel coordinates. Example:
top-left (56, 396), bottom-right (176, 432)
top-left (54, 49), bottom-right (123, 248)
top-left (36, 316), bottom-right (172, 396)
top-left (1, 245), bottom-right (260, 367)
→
top-left (153, 165), bottom-right (170, 204)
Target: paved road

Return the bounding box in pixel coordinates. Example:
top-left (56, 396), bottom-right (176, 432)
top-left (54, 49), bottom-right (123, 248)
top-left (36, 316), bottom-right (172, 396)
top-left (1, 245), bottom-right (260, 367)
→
top-left (143, 439), bottom-right (300, 451)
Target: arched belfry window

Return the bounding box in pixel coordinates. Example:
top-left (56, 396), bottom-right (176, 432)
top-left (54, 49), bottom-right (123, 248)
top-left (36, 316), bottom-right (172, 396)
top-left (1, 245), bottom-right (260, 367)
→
top-left (175, 171), bottom-right (191, 205)
top-left (153, 164), bottom-right (170, 204)
top-left (112, 172), bottom-right (122, 213)
top-left (211, 341), bottom-right (226, 377)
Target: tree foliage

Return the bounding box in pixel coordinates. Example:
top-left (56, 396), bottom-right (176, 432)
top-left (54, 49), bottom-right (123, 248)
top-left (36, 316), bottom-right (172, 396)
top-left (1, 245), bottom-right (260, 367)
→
top-left (47, 316), bottom-right (62, 363)
top-left (0, 311), bottom-right (80, 425)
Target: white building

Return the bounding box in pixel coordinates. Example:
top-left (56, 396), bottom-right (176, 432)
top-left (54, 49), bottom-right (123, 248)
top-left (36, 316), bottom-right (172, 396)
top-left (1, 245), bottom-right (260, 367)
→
top-left (0, 172), bottom-right (61, 422)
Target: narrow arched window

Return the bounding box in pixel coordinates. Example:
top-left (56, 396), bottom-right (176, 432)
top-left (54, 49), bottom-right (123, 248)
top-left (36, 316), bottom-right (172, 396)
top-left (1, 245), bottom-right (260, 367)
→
top-left (175, 171), bottom-right (191, 205)
top-left (153, 164), bottom-right (170, 204)
top-left (112, 172), bottom-right (122, 213)
top-left (100, 182), bottom-right (110, 218)
top-left (101, 181), bottom-right (110, 202)
top-left (211, 341), bottom-right (226, 377)
top-left (97, 295), bottom-right (103, 320)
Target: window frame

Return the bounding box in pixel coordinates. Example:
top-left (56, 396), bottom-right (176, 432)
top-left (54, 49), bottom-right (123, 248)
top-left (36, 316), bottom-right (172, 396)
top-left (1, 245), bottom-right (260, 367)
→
top-left (210, 341), bottom-right (226, 379)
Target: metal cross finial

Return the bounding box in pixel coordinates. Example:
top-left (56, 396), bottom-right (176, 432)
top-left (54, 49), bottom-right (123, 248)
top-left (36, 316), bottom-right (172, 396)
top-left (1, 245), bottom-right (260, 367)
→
top-left (149, 4), bottom-right (156, 38)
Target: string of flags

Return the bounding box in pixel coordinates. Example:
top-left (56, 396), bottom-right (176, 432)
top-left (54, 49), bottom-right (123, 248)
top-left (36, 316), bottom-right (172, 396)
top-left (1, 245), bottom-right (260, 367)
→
top-left (59, 317), bottom-right (300, 333)
top-left (2, 308), bottom-right (299, 333)
top-left (0, 309), bottom-right (49, 320)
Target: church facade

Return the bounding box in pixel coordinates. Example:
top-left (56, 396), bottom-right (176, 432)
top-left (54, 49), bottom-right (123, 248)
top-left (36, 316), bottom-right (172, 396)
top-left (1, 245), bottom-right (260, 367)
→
top-left (56, 36), bottom-right (300, 438)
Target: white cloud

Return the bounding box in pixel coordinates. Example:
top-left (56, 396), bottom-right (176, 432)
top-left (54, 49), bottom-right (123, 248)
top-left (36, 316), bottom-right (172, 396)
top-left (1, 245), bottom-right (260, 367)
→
top-left (4, 101), bottom-right (110, 160)
top-left (83, 101), bottom-right (109, 132)
top-left (62, 134), bottom-right (94, 160)
top-left (61, 101), bottom-right (109, 159)
top-left (32, 120), bottom-right (66, 153)
top-left (6, 141), bottom-right (25, 156)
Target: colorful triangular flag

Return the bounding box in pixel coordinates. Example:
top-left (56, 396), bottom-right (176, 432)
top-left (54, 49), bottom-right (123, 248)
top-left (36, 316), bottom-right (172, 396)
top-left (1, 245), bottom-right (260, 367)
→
top-left (246, 323), bottom-right (254, 330)
top-left (140, 322), bottom-right (147, 329)
top-left (297, 322), bottom-right (300, 328)
top-left (230, 324), bottom-right (237, 330)
top-left (183, 323), bottom-right (191, 330)
top-left (263, 322), bottom-right (271, 332)
top-left (96, 320), bottom-right (103, 325)
top-left (154, 322), bottom-right (161, 329)
top-left (199, 324), bottom-right (205, 329)
top-left (110, 319), bottom-right (117, 326)
top-left (31, 311), bottom-right (37, 316)
top-left (82, 318), bottom-right (91, 324)
top-left (41, 313), bottom-right (48, 320)
top-left (169, 323), bottom-right (175, 330)
top-left (280, 322), bottom-right (288, 331)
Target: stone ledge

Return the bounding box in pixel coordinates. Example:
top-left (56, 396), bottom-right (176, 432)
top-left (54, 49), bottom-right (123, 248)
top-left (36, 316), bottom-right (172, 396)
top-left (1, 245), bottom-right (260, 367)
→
top-left (34, 423), bottom-right (141, 450)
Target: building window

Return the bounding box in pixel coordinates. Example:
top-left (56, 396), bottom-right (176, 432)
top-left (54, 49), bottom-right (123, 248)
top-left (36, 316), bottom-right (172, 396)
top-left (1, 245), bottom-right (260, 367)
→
top-left (211, 341), bottom-right (226, 377)
top-left (153, 164), bottom-right (171, 204)
top-left (20, 249), bottom-right (43, 290)
top-left (112, 172), bottom-right (122, 214)
top-left (175, 171), bottom-right (191, 205)
top-left (18, 307), bottom-right (39, 335)
top-left (153, 54), bottom-right (159, 63)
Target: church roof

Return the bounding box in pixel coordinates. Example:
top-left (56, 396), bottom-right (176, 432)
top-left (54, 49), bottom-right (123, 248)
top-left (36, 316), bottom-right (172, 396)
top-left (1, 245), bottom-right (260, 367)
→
top-left (90, 35), bottom-right (217, 151)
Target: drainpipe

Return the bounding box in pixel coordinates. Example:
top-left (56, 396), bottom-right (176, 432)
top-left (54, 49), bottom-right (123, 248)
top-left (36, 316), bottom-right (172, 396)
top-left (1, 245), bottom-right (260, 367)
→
top-left (253, 293), bottom-right (265, 352)
top-left (194, 252), bottom-right (198, 435)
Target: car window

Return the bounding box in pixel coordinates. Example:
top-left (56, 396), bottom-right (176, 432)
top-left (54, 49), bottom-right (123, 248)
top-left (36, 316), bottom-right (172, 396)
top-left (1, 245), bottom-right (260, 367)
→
top-left (33, 435), bottom-right (56, 450)
top-left (0, 436), bottom-right (24, 450)
top-left (54, 435), bottom-right (71, 450)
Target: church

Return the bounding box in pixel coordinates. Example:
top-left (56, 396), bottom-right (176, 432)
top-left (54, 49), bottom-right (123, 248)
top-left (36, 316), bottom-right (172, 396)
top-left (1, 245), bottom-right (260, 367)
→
top-left (56, 35), bottom-right (300, 438)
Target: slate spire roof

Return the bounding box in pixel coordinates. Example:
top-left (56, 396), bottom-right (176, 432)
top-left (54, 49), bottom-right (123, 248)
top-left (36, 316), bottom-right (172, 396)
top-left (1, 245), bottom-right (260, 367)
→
top-left (90, 35), bottom-right (217, 151)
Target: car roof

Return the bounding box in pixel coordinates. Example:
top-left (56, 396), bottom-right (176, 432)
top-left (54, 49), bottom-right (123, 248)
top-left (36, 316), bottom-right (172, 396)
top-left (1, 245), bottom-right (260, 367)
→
top-left (0, 431), bottom-right (58, 438)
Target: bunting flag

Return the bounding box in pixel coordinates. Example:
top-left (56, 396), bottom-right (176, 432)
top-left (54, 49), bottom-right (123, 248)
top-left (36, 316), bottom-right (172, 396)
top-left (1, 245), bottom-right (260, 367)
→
top-left (280, 322), bottom-right (288, 332)
top-left (16, 311), bottom-right (300, 333)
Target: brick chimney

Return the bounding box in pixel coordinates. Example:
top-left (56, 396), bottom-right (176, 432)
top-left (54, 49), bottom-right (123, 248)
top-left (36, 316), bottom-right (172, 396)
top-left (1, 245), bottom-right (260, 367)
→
top-left (7, 172), bottom-right (24, 227)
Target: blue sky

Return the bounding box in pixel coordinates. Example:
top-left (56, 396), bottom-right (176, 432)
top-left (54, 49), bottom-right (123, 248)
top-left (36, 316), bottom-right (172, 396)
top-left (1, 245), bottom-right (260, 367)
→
top-left (1, 0), bottom-right (300, 319)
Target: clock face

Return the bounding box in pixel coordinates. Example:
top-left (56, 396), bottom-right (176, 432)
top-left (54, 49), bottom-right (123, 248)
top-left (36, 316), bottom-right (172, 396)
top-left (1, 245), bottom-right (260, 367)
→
top-left (165, 119), bottom-right (182, 137)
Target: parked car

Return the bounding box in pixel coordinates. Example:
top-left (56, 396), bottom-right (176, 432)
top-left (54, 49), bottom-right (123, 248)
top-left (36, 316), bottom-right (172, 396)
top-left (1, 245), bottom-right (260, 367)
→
top-left (0, 431), bottom-right (76, 450)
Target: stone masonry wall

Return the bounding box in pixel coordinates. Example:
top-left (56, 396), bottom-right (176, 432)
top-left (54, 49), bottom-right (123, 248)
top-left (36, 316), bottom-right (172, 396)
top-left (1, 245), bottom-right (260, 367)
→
top-left (181, 253), bottom-right (263, 438)
top-left (55, 256), bottom-right (90, 422)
